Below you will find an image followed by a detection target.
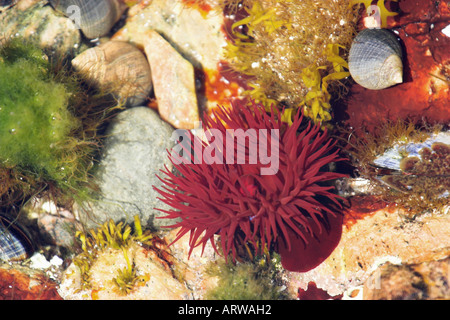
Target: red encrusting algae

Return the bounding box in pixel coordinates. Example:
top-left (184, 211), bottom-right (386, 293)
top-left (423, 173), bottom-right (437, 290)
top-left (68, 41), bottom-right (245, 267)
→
top-left (337, 0), bottom-right (450, 134)
top-left (0, 268), bottom-right (62, 300)
top-left (298, 281), bottom-right (343, 300)
top-left (342, 195), bottom-right (390, 230)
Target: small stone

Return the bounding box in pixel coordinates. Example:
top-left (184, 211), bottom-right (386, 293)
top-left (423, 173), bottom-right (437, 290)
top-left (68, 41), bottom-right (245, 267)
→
top-left (34, 201), bottom-right (78, 248)
top-left (442, 24), bottom-right (450, 37)
top-left (78, 107), bottom-right (178, 231)
top-left (30, 252), bottom-right (51, 270)
top-left (144, 30), bottom-right (199, 129)
top-left (112, 0), bottom-right (237, 114)
top-left (50, 255), bottom-right (63, 267)
top-left (0, 0), bottom-right (81, 58)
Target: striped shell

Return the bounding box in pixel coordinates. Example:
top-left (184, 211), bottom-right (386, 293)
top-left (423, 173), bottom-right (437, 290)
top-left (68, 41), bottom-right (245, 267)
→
top-left (49, 0), bottom-right (127, 39)
top-left (348, 28), bottom-right (403, 90)
top-left (72, 41), bottom-right (153, 107)
top-left (0, 214), bottom-right (34, 261)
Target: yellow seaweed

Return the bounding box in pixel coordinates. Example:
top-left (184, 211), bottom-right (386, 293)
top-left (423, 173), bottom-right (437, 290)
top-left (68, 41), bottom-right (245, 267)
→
top-left (224, 0), bottom-right (358, 124)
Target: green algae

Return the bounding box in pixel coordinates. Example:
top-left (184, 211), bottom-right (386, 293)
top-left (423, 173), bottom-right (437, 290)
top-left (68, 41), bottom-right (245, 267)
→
top-left (0, 39), bottom-right (103, 207)
top-left (205, 254), bottom-right (289, 300)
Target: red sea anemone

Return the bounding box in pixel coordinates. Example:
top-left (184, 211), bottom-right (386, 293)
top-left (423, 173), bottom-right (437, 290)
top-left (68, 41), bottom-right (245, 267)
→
top-left (155, 101), bottom-right (347, 271)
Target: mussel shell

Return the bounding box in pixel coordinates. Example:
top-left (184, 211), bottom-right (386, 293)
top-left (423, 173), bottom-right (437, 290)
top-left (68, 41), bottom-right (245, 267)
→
top-left (372, 131), bottom-right (450, 171)
top-left (0, 213), bottom-right (34, 261)
top-left (348, 28), bottom-right (403, 90)
top-left (49, 0), bottom-right (126, 39)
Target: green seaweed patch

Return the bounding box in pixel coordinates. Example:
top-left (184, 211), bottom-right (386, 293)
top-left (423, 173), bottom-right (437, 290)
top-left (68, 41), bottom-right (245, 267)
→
top-left (205, 253), bottom-right (289, 300)
top-left (0, 38), bottom-right (113, 208)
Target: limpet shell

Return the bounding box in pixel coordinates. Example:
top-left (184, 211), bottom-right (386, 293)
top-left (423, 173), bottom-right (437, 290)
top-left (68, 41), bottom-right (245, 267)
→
top-left (348, 28), bottom-right (403, 90)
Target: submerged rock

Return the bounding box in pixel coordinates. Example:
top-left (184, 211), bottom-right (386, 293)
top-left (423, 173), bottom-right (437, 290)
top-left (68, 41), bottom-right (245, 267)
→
top-left (59, 241), bottom-right (192, 300)
top-left (57, 217), bottom-right (199, 300)
top-left (78, 107), bottom-right (177, 231)
top-left (111, 0), bottom-right (243, 114)
top-left (112, 0), bottom-right (227, 71)
top-left (144, 30), bottom-right (199, 129)
top-left (0, 0), bottom-right (81, 58)
top-left (363, 257), bottom-right (450, 300)
top-left (287, 199), bottom-right (450, 298)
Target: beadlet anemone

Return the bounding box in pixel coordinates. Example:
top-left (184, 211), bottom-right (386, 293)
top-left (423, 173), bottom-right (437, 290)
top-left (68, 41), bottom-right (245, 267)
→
top-left (155, 101), bottom-right (347, 272)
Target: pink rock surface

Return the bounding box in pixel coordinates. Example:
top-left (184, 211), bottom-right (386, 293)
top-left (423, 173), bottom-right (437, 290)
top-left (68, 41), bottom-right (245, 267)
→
top-left (144, 30), bottom-right (199, 129)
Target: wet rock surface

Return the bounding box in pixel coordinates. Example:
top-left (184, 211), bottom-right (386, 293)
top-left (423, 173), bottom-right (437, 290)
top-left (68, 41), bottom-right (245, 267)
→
top-left (363, 257), bottom-right (450, 300)
top-left (111, 0), bottom-right (240, 114)
top-left (288, 197), bottom-right (450, 298)
top-left (112, 0), bottom-right (227, 71)
top-left (0, 0), bottom-right (81, 58)
top-left (59, 242), bottom-right (192, 300)
top-left (58, 228), bottom-right (221, 300)
top-left (144, 30), bottom-right (199, 129)
top-left (78, 107), bottom-right (177, 231)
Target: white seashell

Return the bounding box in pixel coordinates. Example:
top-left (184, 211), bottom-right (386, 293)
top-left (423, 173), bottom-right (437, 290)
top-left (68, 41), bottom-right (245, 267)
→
top-left (49, 0), bottom-right (127, 39)
top-left (348, 28), bottom-right (403, 90)
top-left (72, 41), bottom-right (153, 107)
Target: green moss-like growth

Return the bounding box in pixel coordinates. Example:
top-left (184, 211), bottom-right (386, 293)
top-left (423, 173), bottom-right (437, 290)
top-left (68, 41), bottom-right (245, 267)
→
top-left (0, 44), bottom-right (79, 178)
top-left (205, 254), bottom-right (289, 300)
top-left (0, 39), bottom-right (110, 207)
